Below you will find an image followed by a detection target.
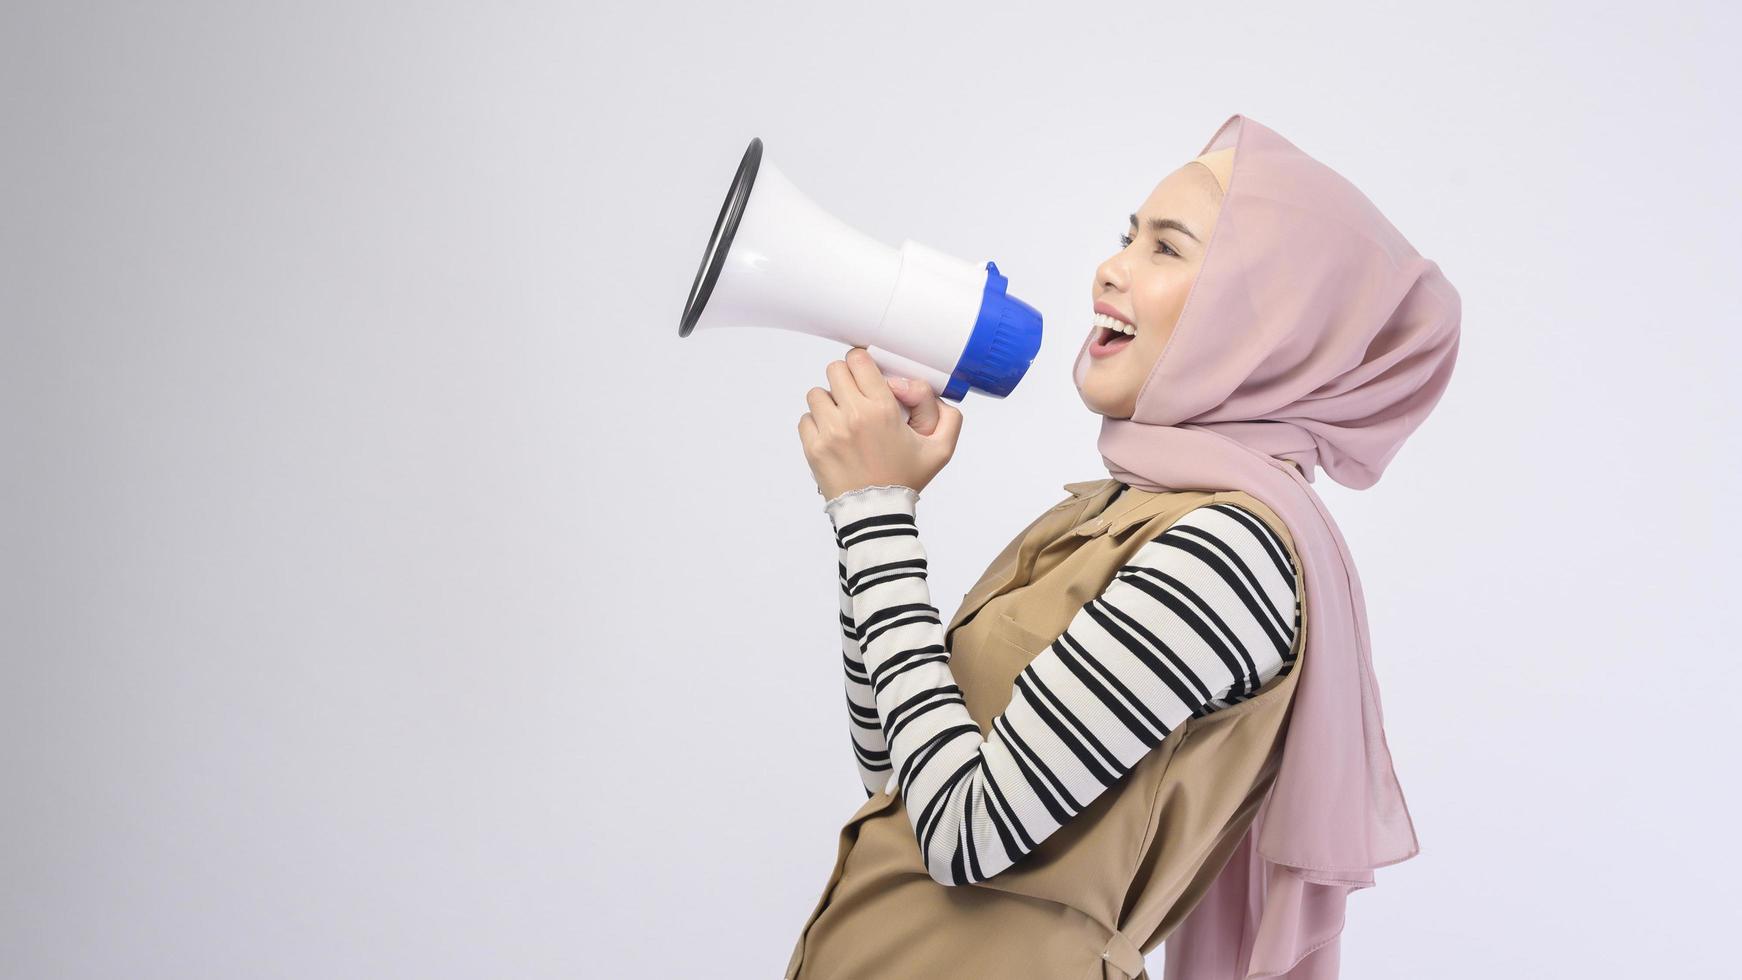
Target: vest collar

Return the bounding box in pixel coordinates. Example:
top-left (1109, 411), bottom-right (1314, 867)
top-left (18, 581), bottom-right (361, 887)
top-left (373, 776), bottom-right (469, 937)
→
top-left (1063, 477), bottom-right (1221, 536)
top-left (1061, 478), bottom-right (1117, 499)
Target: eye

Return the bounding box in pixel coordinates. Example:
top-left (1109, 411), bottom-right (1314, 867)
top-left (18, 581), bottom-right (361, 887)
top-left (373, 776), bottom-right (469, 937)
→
top-left (1120, 232), bottom-right (1179, 257)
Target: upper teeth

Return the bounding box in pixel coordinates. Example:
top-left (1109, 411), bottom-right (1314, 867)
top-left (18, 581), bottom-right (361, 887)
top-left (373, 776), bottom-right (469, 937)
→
top-left (1094, 312), bottom-right (1135, 335)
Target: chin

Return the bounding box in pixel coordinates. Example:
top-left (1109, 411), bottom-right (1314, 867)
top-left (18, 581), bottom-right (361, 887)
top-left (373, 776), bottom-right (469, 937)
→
top-left (1079, 383), bottom-right (1133, 420)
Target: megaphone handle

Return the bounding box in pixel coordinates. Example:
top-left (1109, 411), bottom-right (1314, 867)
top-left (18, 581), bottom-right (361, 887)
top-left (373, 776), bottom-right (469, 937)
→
top-left (864, 346), bottom-right (954, 426)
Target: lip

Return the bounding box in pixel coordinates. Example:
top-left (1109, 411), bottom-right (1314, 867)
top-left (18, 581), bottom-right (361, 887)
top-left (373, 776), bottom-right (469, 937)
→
top-left (1088, 299), bottom-right (1137, 360)
top-left (1093, 300), bottom-right (1134, 326)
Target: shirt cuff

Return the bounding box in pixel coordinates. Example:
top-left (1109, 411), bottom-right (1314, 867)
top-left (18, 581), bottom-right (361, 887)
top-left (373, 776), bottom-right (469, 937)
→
top-left (822, 484), bottom-right (919, 531)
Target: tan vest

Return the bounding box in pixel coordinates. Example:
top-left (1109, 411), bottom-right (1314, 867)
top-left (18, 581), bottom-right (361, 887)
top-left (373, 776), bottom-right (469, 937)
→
top-left (784, 478), bottom-right (1308, 980)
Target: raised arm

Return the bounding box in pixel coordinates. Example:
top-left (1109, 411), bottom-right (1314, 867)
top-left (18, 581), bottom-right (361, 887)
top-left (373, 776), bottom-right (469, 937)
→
top-left (826, 484), bottom-right (1299, 886)
top-left (838, 537), bottom-right (893, 797)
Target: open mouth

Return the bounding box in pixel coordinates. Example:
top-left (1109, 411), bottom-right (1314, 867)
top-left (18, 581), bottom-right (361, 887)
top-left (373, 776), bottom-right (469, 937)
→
top-left (1096, 324), bottom-right (1134, 347)
top-left (1090, 312), bottom-right (1136, 356)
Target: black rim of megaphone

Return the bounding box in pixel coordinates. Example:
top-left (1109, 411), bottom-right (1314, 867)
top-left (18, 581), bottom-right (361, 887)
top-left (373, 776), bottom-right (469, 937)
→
top-left (680, 137), bottom-right (763, 338)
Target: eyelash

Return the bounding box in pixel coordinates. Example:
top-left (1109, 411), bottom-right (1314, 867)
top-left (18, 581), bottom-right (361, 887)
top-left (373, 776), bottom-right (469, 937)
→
top-left (1119, 233), bottom-right (1178, 257)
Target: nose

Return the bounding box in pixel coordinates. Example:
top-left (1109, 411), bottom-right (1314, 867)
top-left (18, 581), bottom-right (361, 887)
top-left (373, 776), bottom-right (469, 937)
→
top-left (1095, 251), bottom-right (1127, 296)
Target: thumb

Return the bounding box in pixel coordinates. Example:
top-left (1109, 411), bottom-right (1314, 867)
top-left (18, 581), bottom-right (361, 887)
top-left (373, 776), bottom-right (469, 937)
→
top-left (928, 398), bottom-right (964, 453)
top-left (889, 377), bottom-right (940, 437)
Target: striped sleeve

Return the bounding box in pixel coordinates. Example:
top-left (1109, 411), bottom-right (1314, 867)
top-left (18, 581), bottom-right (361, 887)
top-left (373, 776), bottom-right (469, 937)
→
top-left (824, 484), bottom-right (1300, 887)
top-left (838, 535), bottom-right (893, 798)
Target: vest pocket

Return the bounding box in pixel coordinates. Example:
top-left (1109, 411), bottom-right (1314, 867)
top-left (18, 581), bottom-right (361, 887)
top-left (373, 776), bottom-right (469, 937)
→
top-left (990, 610), bottom-right (1058, 655)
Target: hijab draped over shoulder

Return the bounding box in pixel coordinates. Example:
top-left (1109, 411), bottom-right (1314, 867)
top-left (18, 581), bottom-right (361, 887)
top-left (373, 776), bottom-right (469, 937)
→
top-left (1070, 114), bottom-right (1461, 979)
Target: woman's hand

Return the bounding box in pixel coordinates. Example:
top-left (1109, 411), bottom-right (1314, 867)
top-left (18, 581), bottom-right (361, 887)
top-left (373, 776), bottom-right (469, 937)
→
top-left (798, 347), bottom-right (963, 500)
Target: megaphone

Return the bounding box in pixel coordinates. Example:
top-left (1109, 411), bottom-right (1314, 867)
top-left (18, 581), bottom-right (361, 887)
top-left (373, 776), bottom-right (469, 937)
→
top-left (679, 138), bottom-right (1043, 415)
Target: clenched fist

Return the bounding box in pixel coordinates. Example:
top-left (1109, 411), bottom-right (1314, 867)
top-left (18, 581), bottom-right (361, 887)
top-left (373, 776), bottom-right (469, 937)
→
top-left (798, 347), bottom-right (963, 500)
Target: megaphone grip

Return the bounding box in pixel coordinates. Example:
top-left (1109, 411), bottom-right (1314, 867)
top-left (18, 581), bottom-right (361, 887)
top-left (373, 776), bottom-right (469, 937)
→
top-left (864, 346), bottom-right (954, 402)
top-left (865, 345), bottom-right (955, 425)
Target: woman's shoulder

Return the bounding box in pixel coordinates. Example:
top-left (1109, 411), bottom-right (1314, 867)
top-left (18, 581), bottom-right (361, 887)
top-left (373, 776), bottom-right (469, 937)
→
top-left (1198, 491), bottom-right (1298, 563)
top-left (1049, 480), bottom-right (1297, 564)
top-left (1109, 490), bottom-right (1301, 591)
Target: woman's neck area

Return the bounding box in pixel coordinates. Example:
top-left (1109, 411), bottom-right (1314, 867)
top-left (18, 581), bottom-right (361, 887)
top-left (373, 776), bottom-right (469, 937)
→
top-left (1110, 458), bottom-right (1303, 495)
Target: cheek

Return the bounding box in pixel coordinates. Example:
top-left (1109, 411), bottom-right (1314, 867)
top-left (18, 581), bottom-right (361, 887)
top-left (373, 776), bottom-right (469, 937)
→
top-left (1132, 274), bottom-right (1190, 331)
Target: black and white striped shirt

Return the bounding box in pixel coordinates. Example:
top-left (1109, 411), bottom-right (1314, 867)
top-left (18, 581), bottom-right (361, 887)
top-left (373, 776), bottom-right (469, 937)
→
top-left (828, 483), bottom-right (1299, 887)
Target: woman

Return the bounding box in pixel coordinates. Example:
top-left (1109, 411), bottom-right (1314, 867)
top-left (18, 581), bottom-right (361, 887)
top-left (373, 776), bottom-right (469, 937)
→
top-left (790, 114), bottom-right (1459, 980)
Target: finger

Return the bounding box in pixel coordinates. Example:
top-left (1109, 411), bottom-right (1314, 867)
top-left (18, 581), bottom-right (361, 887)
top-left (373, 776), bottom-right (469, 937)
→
top-left (892, 376), bottom-right (940, 437)
top-left (844, 347), bottom-right (899, 411)
top-left (824, 358), bottom-right (862, 410)
top-left (805, 386), bottom-right (841, 435)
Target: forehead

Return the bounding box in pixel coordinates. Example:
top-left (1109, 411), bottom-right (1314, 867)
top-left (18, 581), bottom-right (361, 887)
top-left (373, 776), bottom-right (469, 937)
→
top-left (1133, 163), bottom-right (1223, 228)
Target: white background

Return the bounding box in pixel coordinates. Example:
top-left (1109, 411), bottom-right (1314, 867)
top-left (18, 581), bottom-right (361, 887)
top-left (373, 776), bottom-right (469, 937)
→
top-left (4, 1), bottom-right (1738, 976)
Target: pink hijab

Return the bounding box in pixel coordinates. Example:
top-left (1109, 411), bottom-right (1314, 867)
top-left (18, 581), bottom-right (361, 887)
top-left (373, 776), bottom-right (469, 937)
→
top-left (1070, 114), bottom-right (1460, 978)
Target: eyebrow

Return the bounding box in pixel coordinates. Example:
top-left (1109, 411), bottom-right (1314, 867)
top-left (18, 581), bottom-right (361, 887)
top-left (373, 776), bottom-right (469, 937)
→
top-left (1129, 212), bottom-right (1200, 243)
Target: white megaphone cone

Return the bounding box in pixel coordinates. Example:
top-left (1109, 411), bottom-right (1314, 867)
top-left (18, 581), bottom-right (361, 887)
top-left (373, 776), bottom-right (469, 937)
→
top-left (679, 138), bottom-right (1043, 421)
